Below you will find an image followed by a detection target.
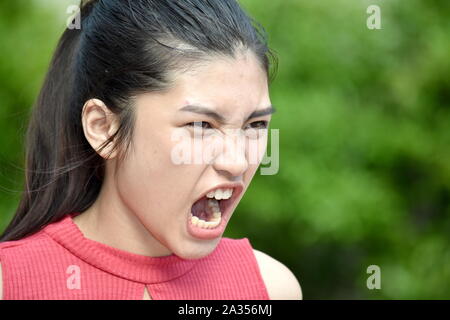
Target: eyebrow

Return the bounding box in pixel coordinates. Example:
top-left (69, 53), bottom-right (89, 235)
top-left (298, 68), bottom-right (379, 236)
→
top-left (179, 104), bottom-right (276, 124)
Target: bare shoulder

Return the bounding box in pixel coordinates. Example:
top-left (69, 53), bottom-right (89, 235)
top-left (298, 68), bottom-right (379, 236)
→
top-left (253, 249), bottom-right (303, 300)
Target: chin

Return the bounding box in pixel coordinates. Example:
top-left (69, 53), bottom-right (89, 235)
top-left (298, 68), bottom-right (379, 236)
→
top-left (173, 238), bottom-right (221, 260)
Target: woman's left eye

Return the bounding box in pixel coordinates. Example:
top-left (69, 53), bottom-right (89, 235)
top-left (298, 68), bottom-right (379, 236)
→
top-left (245, 121), bottom-right (269, 130)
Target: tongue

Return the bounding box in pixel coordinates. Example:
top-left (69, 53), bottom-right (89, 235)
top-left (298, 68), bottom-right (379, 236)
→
top-left (191, 197), bottom-right (212, 221)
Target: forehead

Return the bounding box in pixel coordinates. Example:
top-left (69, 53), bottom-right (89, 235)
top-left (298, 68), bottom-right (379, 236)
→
top-left (134, 52), bottom-right (272, 123)
top-left (172, 52), bottom-right (271, 115)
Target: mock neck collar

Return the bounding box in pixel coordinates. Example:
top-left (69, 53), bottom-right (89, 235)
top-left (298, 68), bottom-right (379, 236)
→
top-left (43, 213), bottom-right (199, 284)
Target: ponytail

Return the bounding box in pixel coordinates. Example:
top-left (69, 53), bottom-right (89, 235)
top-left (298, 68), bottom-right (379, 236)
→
top-left (0, 0), bottom-right (277, 242)
top-left (0, 6), bottom-right (103, 241)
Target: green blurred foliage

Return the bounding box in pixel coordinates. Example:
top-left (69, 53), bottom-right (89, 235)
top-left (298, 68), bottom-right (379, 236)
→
top-left (0, 0), bottom-right (449, 299)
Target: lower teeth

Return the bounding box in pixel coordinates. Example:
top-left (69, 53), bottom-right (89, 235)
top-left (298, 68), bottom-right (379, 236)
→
top-left (190, 215), bottom-right (221, 229)
top-left (190, 199), bottom-right (222, 229)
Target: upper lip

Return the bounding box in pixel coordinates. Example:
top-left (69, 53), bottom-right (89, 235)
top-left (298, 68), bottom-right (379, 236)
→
top-left (195, 182), bottom-right (245, 203)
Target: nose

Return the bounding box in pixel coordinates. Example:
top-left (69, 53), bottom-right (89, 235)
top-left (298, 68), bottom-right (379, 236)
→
top-left (212, 131), bottom-right (249, 178)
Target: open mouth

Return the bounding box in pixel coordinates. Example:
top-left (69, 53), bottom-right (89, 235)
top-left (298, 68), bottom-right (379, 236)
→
top-left (189, 185), bottom-right (242, 229)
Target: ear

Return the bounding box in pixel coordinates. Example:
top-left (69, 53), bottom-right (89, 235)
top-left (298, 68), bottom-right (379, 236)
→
top-left (81, 98), bottom-right (120, 159)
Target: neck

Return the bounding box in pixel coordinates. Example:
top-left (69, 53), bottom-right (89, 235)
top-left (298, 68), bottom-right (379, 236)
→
top-left (72, 169), bottom-right (172, 257)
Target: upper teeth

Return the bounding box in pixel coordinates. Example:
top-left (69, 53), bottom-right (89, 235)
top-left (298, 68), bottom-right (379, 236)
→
top-left (206, 188), bottom-right (233, 200)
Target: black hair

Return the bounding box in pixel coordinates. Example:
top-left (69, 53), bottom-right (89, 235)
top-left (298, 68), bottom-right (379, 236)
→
top-left (0, 0), bottom-right (277, 241)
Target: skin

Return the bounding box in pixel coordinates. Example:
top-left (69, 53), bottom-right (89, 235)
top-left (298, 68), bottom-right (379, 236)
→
top-left (75, 50), bottom-right (272, 259)
top-left (0, 50), bottom-right (302, 300)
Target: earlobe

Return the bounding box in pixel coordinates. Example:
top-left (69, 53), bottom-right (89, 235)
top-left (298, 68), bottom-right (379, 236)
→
top-left (81, 98), bottom-right (120, 159)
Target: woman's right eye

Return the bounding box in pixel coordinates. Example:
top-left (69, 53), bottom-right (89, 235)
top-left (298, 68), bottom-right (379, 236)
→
top-left (186, 121), bottom-right (213, 129)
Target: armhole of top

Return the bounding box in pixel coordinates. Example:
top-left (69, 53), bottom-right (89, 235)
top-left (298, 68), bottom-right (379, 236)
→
top-left (242, 238), bottom-right (271, 300)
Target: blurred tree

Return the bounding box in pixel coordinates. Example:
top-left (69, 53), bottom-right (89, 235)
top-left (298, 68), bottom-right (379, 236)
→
top-left (0, 0), bottom-right (449, 299)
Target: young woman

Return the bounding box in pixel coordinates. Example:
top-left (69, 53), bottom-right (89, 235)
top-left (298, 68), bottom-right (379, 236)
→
top-left (0, 0), bottom-right (302, 300)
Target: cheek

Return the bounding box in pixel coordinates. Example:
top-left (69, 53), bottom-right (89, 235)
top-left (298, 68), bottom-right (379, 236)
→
top-left (242, 137), bottom-right (266, 179)
top-left (115, 152), bottom-right (168, 220)
top-left (246, 133), bottom-right (268, 163)
top-left (257, 135), bottom-right (269, 161)
top-left (115, 125), bottom-right (204, 220)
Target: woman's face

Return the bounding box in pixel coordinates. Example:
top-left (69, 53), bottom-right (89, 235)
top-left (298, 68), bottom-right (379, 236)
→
top-left (114, 51), bottom-right (273, 259)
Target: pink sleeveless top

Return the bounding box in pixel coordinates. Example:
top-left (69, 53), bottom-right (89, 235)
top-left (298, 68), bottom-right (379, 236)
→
top-left (0, 214), bottom-right (269, 300)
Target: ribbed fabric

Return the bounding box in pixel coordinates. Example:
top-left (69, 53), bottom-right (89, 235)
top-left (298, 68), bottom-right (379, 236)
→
top-left (0, 213), bottom-right (269, 300)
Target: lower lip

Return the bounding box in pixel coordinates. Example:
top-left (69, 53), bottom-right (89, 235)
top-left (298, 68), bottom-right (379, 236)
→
top-left (186, 208), bottom-right (230, 240)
